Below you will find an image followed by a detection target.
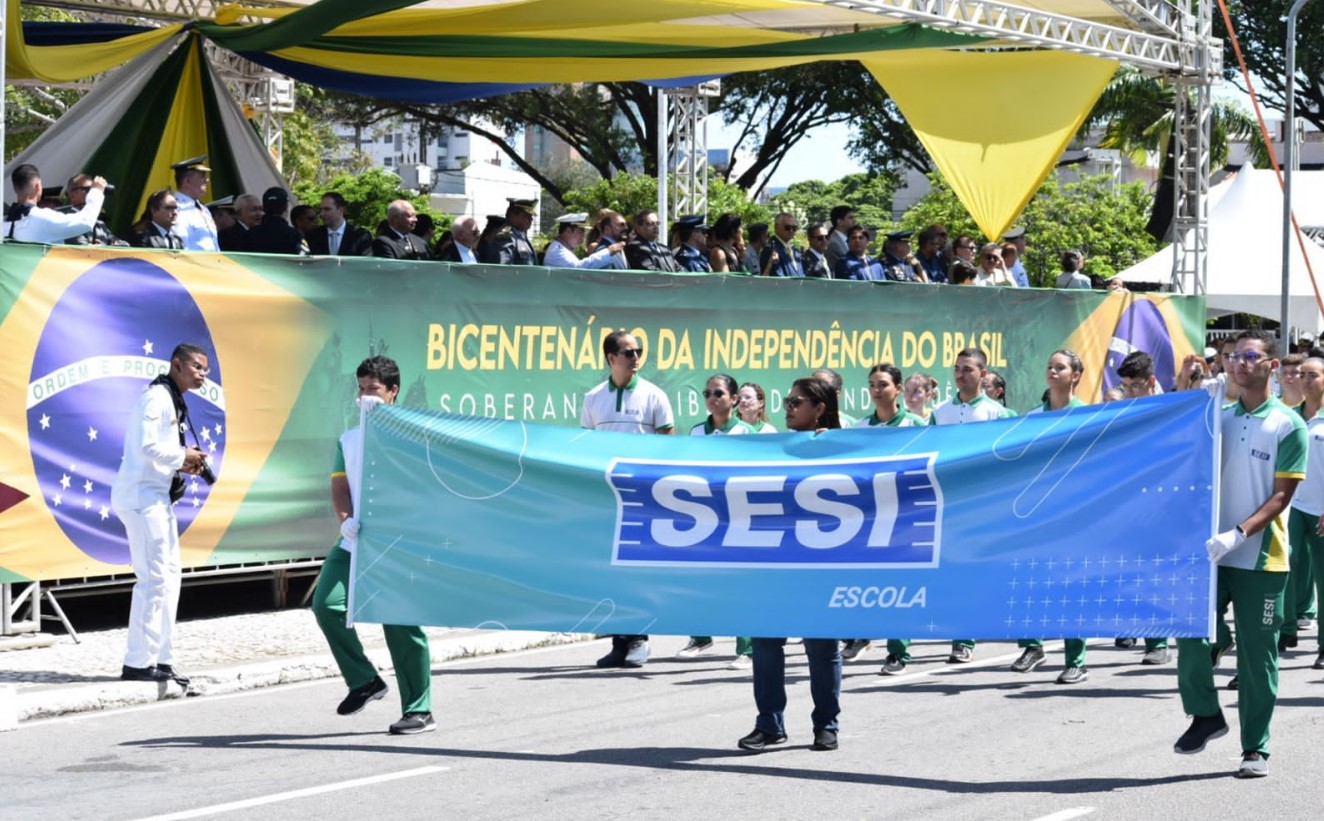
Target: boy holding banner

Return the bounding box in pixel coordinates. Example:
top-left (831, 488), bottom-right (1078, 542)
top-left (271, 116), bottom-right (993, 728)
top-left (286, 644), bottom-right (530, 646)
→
top-left (312, 356), bottom-right (435, 735)
top-left (1174, 330), bottom-right (1306, 778)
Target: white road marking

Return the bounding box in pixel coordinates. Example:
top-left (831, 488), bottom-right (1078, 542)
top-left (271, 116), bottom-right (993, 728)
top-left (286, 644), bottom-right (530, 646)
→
top-left (130, 765), bottom-right (448, 821)
top-left (1026, 808), bottom-right (1096, 821)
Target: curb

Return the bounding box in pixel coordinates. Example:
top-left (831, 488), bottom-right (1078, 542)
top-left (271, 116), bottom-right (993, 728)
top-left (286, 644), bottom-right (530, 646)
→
top-left (14, 630), bottom-right (594, 724)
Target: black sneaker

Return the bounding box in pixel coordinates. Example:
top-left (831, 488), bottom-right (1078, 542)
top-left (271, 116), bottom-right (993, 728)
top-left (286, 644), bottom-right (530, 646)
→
top-left (1314, 652), bottom-right (1324, 671)
top-left (1056, 666), bottom-right (1088, 685)
top-left (737, 729), bottom-right (788, 752)
top-left (841, 640), bottom-right (871, 661)
top-left (879, 654), bottom-right (907, 675)
top-left (1141, 647), bottom-right (1172, 665)
top-left (947, 646), bottom-right (974, 663)
top-left (1237, 751), bottom-right (1269, 778)
top-left (336, 676), bottom-right (389, 715)
top-left (1173, 713), bottom-right (1229, 754)
top-left (1227, 675), bottom-right (1239, 690)
top-left (811, 728), bottom-right (839, 751)
top-left (1278, 633), bottom-right (1298, 652)
top-left (1114, 638), bottom-right (1137, 649)
top-left (622, 638), bottom-right (651, 668)
top-left (120, 665), bottom-right (170, 682)
top-left (389, 712), bottom-right (436, 735)
top-left (1010, 647), bottom-right (1046, 673)
top-left (1211, 641), bottom-right (1233, 667)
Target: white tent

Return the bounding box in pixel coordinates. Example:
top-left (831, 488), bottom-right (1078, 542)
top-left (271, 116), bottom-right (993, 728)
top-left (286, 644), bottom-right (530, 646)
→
top-left (1121, 164), bottom-right (1324, 329)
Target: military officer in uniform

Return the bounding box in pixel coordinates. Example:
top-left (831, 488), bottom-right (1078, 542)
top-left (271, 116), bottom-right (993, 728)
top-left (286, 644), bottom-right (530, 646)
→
top-left (171, 155), bottom-right (219, 251)
top-left (487, 198), bottom-right (537, 265)
top-left (833, 226), bottom-right (886, 280)
top-left (881, 230), bottom-right (927, 283)
top-left (672, 215), bottom-right (711, 273)
top-left (624, 209), bottom-right (682, 272)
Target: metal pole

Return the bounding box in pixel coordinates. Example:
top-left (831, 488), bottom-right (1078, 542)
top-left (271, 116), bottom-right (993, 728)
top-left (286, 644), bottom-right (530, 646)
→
top-left (656, 90), bottom-right (668, 231)
top-left (1283, 0), bottom-right (1315, 340)
top-left (1, 0), bottom-right (10, 245)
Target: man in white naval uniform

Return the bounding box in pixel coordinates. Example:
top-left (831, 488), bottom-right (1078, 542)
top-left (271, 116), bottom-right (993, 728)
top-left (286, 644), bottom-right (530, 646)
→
top-left (171, 155), bottom-right (219, 251)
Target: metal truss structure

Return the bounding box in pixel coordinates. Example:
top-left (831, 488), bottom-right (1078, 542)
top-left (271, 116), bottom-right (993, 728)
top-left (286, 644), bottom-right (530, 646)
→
top-left (665, 81), bottom-right (720, 228)
top-left (808, 0), bottom-right (1217, 294)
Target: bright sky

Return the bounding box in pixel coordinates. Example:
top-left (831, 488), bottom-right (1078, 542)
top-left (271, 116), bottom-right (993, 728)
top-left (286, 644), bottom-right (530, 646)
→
top-left (708, 116), bottom-right (864, 190)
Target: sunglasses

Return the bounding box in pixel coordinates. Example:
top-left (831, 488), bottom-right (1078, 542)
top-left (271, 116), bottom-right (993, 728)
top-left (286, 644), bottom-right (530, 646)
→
top-left (1225, 351), bottom-right (1267, 364)
top-left (614, 348), bottom-right (644, 358)
top-left (784, 396), bottom-right (809, 410)
top-left (702, 389), bottom-right (728, 398)
top-left (983, 254), bottom-right (1000, 261)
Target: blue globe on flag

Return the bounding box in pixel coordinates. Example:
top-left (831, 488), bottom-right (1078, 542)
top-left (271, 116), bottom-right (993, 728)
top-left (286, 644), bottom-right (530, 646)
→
top-left (25, 258), bottom-right (225, 565)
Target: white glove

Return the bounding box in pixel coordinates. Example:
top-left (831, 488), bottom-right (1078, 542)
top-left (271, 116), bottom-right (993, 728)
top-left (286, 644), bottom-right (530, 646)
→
top-left (1205, 527), bottom-right (1245, 563)
top-left (356, 395), bottom-right (385, 412)
top-left (340, 517), bottom-right (360, 542)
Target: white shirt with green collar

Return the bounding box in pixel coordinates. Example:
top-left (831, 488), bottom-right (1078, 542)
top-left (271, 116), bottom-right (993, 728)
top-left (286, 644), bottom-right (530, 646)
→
top-left (1291, 408), bottom-right (1324, 517)
top-left (690, 415), bottom-right (755, 436)
top-left (1219, 395), bottom-right (1307, 572)
top-left (929, 392), bottom-right (1013, 425)
top-left (1026, 396), bottom-right (1086, 415)
top-left (581, 374), bottom-right (674, 434)
top-left (854, 408), bottom-right (924, 428)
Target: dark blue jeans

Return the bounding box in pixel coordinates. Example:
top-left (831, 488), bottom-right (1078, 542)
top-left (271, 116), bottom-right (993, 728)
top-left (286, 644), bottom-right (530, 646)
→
top-left (751, 638), bottom-right (842, 735)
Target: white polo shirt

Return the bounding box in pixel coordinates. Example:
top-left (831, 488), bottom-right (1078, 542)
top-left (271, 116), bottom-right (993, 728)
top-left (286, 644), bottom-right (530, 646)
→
top-left (1218, 395), bottom-right (1307, 572)
top-left (330, 427), bottom-right (364, 553)
top-left (110, 383), bottom-right (185, 511)
top-left (1290, 410), bottom-right (1324, 517)
top-left (690, 415), bottom-right (754, 436)
top-left (581, 375), bottom-right (674, 434)
top-left (930, 392), bottom-right (1012, 425)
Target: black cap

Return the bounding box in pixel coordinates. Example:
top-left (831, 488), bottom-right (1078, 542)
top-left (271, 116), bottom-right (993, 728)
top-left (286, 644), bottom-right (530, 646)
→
top-left (506, 198), bottom-right (536, 215)
top-left (885, 230), bottom-right (913, 242)
top-left (675, 214), bottom-right (708, 230)
top-left (262, 187), bottom-right (289, 208)
top-left (1002, 226), bottom-right (1026, 240)
top-left (171, 155), bottom-right (210, 173)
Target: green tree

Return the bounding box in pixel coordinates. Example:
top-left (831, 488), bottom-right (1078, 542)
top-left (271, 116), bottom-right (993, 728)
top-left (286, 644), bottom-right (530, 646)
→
top-left (278, 86), bottom-right (341, 188)
top-left (559, 173), bottom-right (770, 227)
top-left (1213, 3), bottom-right (1324, 136)
top-left (769, 172), bottom-right (897, 231)
top-left (901, 172), bottom-right (1157, 285)
top-left (293, 168), bottom-right (441, 233)
top-left (4, 6), bottom-right (86, 161)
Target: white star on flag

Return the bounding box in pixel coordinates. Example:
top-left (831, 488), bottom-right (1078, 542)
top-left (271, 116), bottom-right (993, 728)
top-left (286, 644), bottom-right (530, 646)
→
top-left (99, 505), bottom-right (110, 521)
top-left (83, 498), bottom-right (91, 510)
top-left (87, 427), bottom-right (97, 441)
top-left (53, 492), bottom-right (63, 506)
top-left (191, 497), bottom-right (200, 508)
top-left (201, 428), bottom-right (211, 442)
top-left (60, 473), bottom-right (71, 490)
top-left (143, 340), bottom-right (154, 355)
top-left (215, 424), bottom-right (223, 436)
top-left (83, 480), bottom-right (93, 493)
top-left (40, 414), bottom-right (51, 430)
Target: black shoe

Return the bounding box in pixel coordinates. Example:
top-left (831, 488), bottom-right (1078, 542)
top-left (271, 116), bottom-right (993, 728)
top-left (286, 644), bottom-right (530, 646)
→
top-left (1279, 633), bottom-right (1298, 652)
top-left (336, 676), bottom-right (389, 715)
top-left (121, 665), bottom-right (170, 682)
top-left (156, 663), bottom-right (190, 686)
top-left (1211, 641), bottom-right (1233, 667)
top-left (595, 648), bottom-right (627, 668)
top-left (622, 638), bottom-right (651, 668)
top-left (1173, 713), bottom-right (1229, 754)
top-left (1314, 652), bottom-right (1324, 671)
top-left (389, 712), bottom-right (436, 735)
top-left (811, 728), bottom-right (839, 751)
top-left (1227, 675), bottom-right (1239, 690)
top-left (1114, 638), bottom-right (1137, 649)
top-left (737, 729), bottom-right (788, 752)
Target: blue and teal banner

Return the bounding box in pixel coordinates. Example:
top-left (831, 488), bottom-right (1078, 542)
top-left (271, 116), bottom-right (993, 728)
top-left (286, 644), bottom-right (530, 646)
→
top-left (352, 390), bottom-right (1218, 639)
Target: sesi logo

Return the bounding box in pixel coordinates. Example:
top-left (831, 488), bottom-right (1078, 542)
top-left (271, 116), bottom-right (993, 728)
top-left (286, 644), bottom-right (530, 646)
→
top-left (607, 454), bottom-right (942, 567)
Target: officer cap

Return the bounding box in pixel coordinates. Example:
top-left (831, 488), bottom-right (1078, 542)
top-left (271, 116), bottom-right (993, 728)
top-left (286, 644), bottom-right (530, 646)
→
top-left (675, 214), bottom-right (709, 231)
top-left (506, 198), bottom-right (537, 215)
top-left (885, 230), bottom-right (914, 242)
top-left (555, 212), bottom-right (590, 228)
top-left (205, 195), bottom-right (235, 209)
top-left (171, 155), bottom-right (210, 174)
top-left (1002, 225), bottom-right (1026, 240)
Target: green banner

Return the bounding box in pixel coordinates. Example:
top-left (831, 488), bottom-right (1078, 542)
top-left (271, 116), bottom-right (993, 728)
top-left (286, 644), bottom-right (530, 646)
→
top-left (0, 244), bottom-right (1204, 582)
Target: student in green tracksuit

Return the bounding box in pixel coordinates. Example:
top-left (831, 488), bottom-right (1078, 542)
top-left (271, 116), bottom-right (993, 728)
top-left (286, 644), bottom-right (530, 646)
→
top-left (1173, 330), bottom-right (1307, 779)
top-left (848, 363), bottom-right (924, 675)
top-left (312, 356), bottom-right (434, 736)
top-left (678, 373), bottom-right (756, 669)
top-left (1283, 356), bottom-right (1324, 669)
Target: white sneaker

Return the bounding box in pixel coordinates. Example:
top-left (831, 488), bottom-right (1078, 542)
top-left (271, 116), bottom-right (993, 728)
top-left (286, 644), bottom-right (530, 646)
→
top-left (728, 654), bottom-right (753, 670)
top-left (676, 639), bottom-right (715, 658)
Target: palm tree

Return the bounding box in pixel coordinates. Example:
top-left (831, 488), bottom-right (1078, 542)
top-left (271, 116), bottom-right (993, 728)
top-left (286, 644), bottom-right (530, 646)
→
top-left (1077, 66), bottom-right (1269, 241)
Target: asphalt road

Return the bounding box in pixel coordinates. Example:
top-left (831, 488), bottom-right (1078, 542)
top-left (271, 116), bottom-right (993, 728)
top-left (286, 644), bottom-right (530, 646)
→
top-left (5, 636), bottom-right (1323, 821)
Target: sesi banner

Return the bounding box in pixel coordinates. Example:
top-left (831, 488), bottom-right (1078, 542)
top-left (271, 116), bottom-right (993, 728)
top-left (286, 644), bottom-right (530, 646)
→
top-left (351, 390), bottom-right (1218, 639)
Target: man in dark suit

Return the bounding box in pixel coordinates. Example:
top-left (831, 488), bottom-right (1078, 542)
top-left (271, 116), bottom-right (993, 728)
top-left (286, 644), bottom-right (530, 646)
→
top-left (129, 189), bottom-right (184, 249)
top-left (242, 187), bottom-right (303, 255)
top-left (437, 216), bottom-right (480, 263)
top-left (307, 192), bottom-right (372, 256)
top-left (372, 200), bottom-right (430, 260)
top-left (624, 208), bottom-right (681, 272)
top-left (484, 198), bottom-right (537, 265)
top-left (218, 194), bottom-right (263, 252)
